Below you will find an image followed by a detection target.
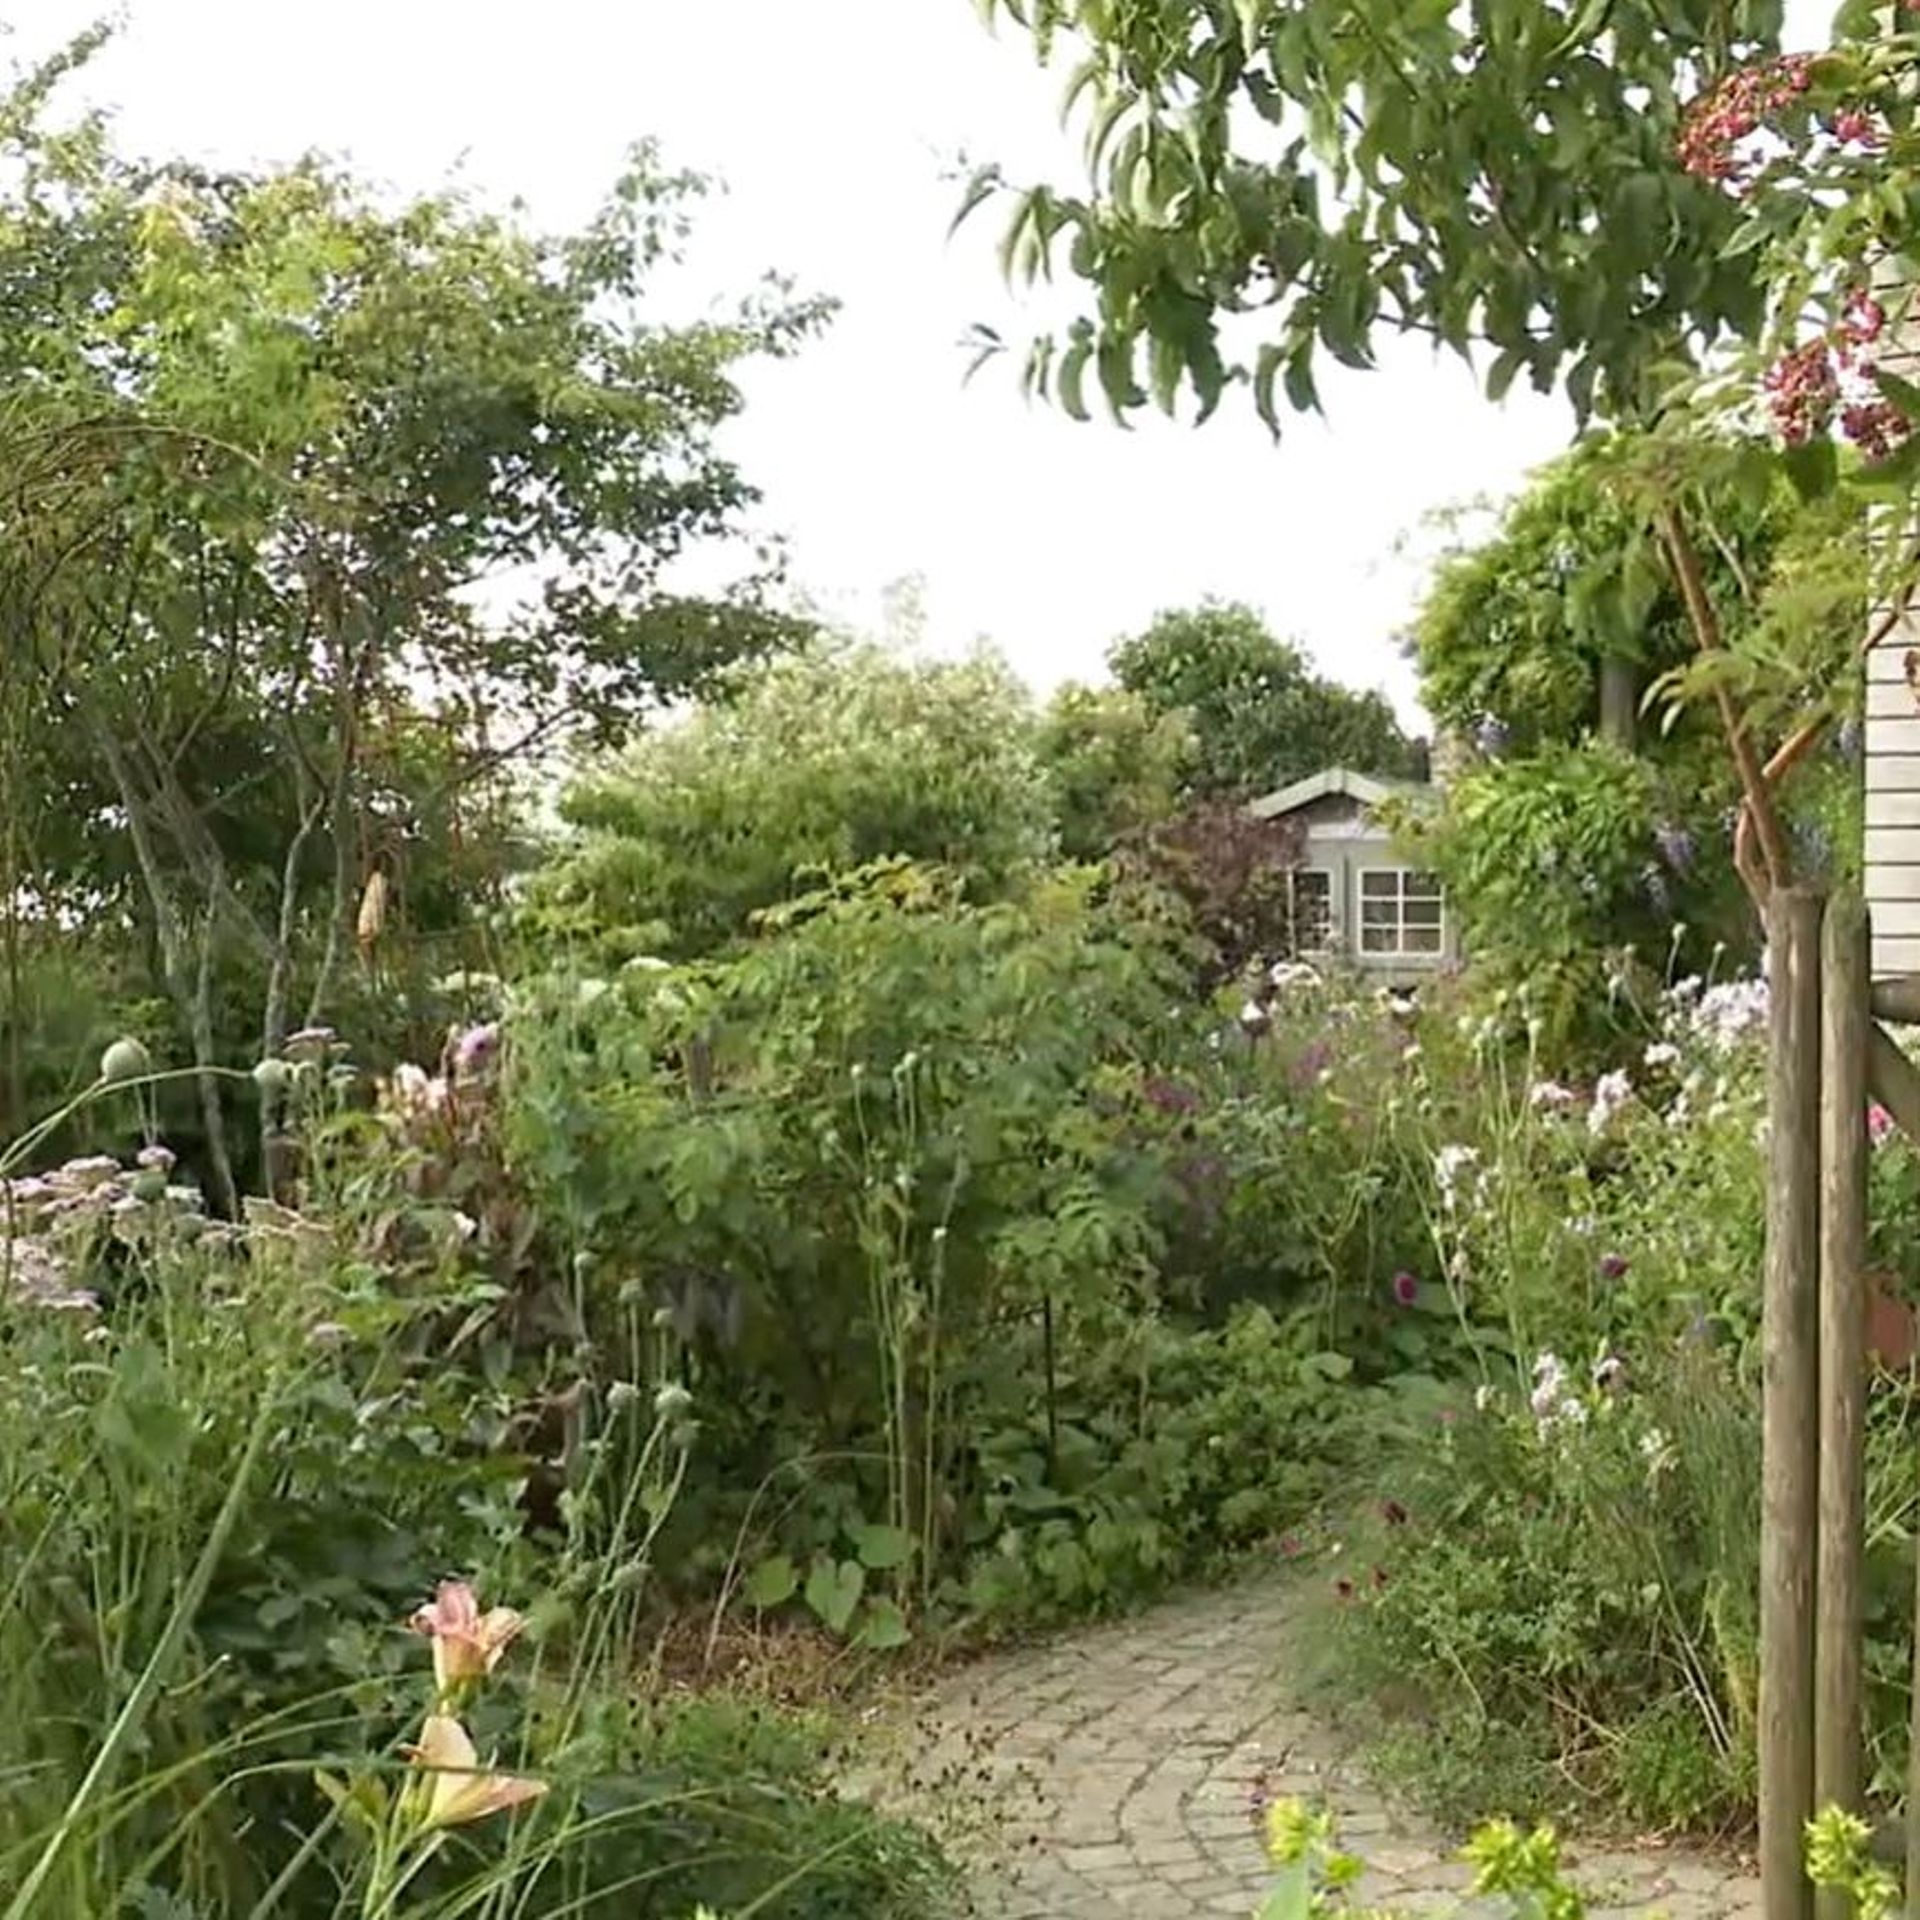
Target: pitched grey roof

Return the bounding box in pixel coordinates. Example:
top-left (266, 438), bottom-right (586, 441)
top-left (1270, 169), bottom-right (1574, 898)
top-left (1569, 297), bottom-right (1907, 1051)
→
top-left (1245, 766), bottom-right (1424, 820)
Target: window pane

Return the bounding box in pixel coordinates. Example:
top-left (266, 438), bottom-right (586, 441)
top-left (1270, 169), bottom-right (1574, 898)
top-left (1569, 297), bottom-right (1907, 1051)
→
top-left (1296, 871), bottom-right (1331, 902)
top-left (1361, 925), bottom-right (1397, 953)
top-left (1405, 872), bottom-right (1443, 899)
top-left (1406, 924), bottom-right (1443, 953)
top-left (1403, 899), bottom-right (1443, 927)
top-left (1361, 899), bottom-right (1398, 927)
top-left (1360, 871), bottom-right (1398, 899)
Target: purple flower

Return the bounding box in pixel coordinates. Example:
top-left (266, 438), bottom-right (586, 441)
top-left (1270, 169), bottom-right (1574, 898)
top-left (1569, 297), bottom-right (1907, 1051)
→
top-left (1144, 1075), bottom-right (1200, 1116)
top-left (450, 1022), bottom-right (501, 1077)
top-left (1598, 1252), bottom-right (1630, 1280)
top-left (1475, 715), bottom-right (1511, 758)
top-left (1382, 1499), bottom-right (1409, 1527)
top-left (1390, 1270), bottom-right (1419, 1307)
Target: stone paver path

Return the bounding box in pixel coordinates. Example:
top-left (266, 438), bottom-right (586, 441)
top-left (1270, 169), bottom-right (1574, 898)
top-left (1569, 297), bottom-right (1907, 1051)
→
top-left (879, 1572), bottom-right (1763, 1920)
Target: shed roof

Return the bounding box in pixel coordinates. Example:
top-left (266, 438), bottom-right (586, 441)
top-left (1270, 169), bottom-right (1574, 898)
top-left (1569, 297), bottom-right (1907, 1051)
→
top-left (1246, 766), bottom-right (1425, 820)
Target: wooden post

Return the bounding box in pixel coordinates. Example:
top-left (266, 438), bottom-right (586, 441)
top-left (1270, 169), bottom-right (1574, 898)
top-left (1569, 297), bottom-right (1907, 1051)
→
top-left (1761, 886), bottom-right (1823, 1920)
top-left (1815, 892), bottom-right (1869, 1920)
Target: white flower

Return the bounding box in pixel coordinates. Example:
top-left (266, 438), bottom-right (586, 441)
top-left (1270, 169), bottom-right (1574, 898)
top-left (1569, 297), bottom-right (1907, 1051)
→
top-left (1529, 1080), bottom-right (1576, 1109)
top-left (1639, 1426), bottom-right (1677, 1480)
top-left (1433, 1144), bottom-right (1480, 1210)
top-left (1643, 1042), bottom-right (1680, 1069)
top-left (1589, 1069), bottom-right (1634, 1138)
top-left (1473, 1383), bottom-right (1497, 1412)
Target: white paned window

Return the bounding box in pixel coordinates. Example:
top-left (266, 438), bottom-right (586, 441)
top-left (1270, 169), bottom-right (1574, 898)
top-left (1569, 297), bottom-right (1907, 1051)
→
top-left (1358, 869), bottom-right (1444, 956)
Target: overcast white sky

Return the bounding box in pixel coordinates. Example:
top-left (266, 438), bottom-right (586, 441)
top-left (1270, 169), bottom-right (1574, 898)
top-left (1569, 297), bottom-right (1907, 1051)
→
top-left (25, 1), bottom-right (1819, 725)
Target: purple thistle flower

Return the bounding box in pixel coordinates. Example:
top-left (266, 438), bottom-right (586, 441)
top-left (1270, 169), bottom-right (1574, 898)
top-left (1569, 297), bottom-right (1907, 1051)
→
top-left (1391, 1270), bottom-right (1419, 1307)
top-left (1382, 1499), bottom-right (1409, 1526)
top-left (1598, 1252), bottom-right (1630, 1281)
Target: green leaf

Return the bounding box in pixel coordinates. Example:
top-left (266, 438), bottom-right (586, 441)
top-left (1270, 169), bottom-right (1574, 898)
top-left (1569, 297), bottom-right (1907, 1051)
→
top-left (1307, 1351), bottom-right (1354, 1381)
top-left (1254, 342), bottom-right (1285, 438)
top-left (949, 166), bottom-right (1002, 239)
top-left (851, 1523), bottom-right (915, 1571)
top-left (1782, 438), bottom-right (1838, 503)
top-left (1257, 1858), bottom-right (1315, 1920)
top-left (1059, 335), bottom-right (1094, 422)
top-left (742, 1554), bottom-right (799, 1609)
top-left (804, 1555), bottom-right (867, 1636)
top-left (853, 1597), bottom-right (913, 1651)
top-left (1486, 346), bottom-right (1525, 403)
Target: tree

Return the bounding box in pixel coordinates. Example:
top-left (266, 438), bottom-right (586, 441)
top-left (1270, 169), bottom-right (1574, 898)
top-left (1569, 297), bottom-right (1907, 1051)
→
top-left (1415, 437), bottom-right (1856, 758)
top-left (536, 644), bottom-right (1058, 959)
top-left (1035, 684), bottom-right (1191, 859)
top-left (0, 30), bottom-right (826, 1199)
top-left (965, 0), bottom-right (1782, 428)
top-left (1110, 601), bottom-right (1420, 799)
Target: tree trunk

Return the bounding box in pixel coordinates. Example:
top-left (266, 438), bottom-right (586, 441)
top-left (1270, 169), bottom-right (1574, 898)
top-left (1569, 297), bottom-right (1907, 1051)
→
top-left (1597, 655), bottom-right (1637, 750)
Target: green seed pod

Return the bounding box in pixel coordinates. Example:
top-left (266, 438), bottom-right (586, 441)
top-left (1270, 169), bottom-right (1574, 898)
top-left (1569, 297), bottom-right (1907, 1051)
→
top-left (251, 1058), bottom-right (295, 1097)
top-left (99, 1037), bottom-right (152, 1086)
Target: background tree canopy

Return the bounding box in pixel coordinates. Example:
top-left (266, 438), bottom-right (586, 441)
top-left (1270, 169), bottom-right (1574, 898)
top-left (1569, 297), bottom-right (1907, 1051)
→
top-left (0, 30), bottom-right (828, 1192)
top-left (1108, 600), bottom-right (1420, 798)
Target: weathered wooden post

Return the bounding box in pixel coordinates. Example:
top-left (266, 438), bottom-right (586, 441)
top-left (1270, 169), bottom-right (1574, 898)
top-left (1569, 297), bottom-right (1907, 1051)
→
top-left (1815, 891), bottom-right (1870, 1920)
top-left (1761, 886), bottom-right (1823, 1920)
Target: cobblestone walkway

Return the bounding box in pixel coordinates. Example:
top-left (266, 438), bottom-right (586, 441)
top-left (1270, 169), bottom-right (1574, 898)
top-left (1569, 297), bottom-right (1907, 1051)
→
top-left (882, 1572), bottom-right (1763, 1920)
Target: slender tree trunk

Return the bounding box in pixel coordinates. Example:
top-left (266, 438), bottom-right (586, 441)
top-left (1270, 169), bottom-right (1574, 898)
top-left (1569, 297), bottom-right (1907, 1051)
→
top-left (1597, 655), bottom-right (1637, 750)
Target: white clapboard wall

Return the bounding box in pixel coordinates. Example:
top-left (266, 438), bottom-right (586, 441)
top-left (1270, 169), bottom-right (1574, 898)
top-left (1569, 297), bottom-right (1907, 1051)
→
top-left (1866, 630), bottom-right (1920, 975)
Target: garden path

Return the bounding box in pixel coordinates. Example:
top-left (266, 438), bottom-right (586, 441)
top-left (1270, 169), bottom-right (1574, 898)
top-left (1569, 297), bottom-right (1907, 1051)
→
top-left (882, 1571), bottom-right (1764, 1920)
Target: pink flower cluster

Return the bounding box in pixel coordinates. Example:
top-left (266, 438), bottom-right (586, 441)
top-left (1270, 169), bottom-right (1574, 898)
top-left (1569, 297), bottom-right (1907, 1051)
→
top-left (1677, 55), bottom-right (1812, 184)
top-left (1762, 299), bottom-right (1911, 462)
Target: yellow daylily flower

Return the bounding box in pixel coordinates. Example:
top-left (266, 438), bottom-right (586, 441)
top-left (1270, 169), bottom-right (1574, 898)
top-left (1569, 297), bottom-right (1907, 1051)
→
top-left (404, 1713), bottom-right (548, 1831)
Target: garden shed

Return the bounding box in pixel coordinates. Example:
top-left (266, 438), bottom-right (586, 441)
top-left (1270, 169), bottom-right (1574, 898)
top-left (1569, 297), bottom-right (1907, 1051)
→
top-left (1245, 767), bottom-right (1458, 982)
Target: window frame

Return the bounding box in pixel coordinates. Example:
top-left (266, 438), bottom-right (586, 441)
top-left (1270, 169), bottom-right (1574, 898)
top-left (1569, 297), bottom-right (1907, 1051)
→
top-left (1356, 865), bottom-right (1446, 958)
top-left (1287, 865), bottom-right (1335, 956)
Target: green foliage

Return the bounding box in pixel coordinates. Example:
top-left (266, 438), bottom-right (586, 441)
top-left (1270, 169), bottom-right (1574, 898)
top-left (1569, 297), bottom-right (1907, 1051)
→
top-left (1254, 1796), bottom-right (1589, 1920)
top-left (507, 862), bottom-right (1207, 1612)
top-left (1111, 601), bottom-right (1420, 799)
top-left (1395, 742), bottom-right (1728, 1054)
top-left (1414, 440), bottom-right (1811, 754)
top-left (0, 25), bottom-right (823, 1203)
top-left (1037, 682), bottom-right (1192, 860)
top-left (966, 0), bottom-right (1782, 427)
top-left (539, 645), bottom-right (1057, 959)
